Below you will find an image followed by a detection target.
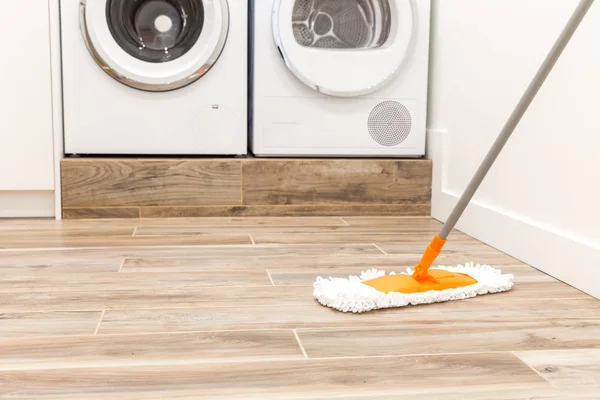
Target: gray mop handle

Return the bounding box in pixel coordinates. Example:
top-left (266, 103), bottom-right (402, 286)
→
top-left (438, 0), bottom-right (595, 240)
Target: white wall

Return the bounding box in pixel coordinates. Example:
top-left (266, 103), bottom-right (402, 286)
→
top-left (427, 0), bottom-right (600, 298)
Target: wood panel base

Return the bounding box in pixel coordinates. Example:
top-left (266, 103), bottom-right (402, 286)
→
top-left (61, 158), bottom-right (432, 219)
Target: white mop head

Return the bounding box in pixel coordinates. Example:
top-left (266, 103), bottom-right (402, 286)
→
top-left (313, 262), bottom-right (514, 313)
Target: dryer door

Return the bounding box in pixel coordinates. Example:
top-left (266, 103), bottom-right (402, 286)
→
top-left (273, 0), bottom-right (416, 97)
top-left (81, 0), bottom-right (229, 91)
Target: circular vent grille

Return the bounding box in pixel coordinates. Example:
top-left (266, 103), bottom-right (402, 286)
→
top-left (367, 101), bottom-right (412, 146)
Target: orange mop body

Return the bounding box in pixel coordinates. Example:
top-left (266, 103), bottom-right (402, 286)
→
top-left (312, 235), bottom-right (515, 313)
top-left (313, 0), bottom-right (594, 313)
top-left (362, 235), bottom-right (477, 294)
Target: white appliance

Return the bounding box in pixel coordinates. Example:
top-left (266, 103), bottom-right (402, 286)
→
top-left (61, 0), bottom-right (247, 155)
top-left (251, 0), bottom-right (430, 157)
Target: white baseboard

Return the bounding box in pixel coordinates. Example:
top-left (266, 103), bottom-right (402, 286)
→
top-left (0, 191), bottom-right (55, 218)
top-left (428, 129), bottom-right (600, 299)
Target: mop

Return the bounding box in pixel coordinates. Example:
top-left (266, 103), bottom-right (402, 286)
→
top-left (314, 0), bottom-right (595, 313)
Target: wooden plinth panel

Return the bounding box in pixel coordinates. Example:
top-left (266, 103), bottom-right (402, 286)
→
top-left (61, 158), bottom-right (432, 218)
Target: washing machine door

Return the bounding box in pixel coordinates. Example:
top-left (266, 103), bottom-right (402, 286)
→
top-left (273, 0), bottom-right (416, 97)
top-left (81, 0), bottom-right (229, 91)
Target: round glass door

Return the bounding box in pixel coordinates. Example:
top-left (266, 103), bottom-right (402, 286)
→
top-left (80, 0), bottom-right (229, 91)
top-left (273, 0), bottom-right (417, 97)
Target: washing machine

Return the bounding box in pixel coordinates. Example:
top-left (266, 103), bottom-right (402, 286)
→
top-left (250, 0), bottom-right (430, 157)
top-left (61, 0), bottom-right (247, 155)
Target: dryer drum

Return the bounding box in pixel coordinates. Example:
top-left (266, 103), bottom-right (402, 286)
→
top-left (292, 0), bottom-right (391, 49)
top-left (106, 0), bottom-right (205, 63)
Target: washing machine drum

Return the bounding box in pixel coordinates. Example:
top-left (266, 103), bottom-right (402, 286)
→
top-left (81, 0), bottom-right (229, 91)
top-left (274, 0), bottom-right (417, 97)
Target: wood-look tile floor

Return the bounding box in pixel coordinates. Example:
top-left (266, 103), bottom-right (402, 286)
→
top-left (0, 216), bottom-right (599, 399)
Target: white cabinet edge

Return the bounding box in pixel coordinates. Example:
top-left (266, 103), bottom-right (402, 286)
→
top-left (49, 0), bottom-right (64, 220)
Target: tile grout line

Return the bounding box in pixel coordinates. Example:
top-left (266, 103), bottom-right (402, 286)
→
top-left (0, 237), bottom-right (455, 253)
top-left (339, 217), bottom-right (349, 226)
top-left (3, 327), bottom-right (311, 341)
top-left (553, 384), bottom-right (600, 389)
top-left (293, 329), bottom-right (308, 359)
top-left (1, 351), bottom-right (576, 373)
top-left (305, 350), bottom-right (524, 362)
top-left (511, 351), bottom-right (559, 388)
top-left (0, 240), bottom-right (298, 253)
top-left (94, 310), bottom-right (105, 335)
top-left (0, 351), bottom-right (575, 374)
top-left (372, 243), bottom-right (388, 255)
top-left (0, 357), bottom-right (307, 373)
top-left (2, 293), bottom-right (587, 314)
top-left (266, 269), bottom-right (275, 286)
